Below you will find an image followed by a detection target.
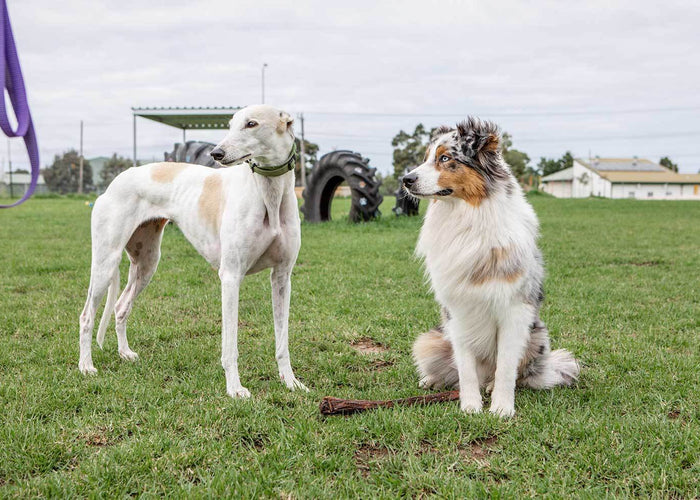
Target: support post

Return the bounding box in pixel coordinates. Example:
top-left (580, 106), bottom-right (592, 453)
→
top-left (78, 120), bottom-right (84, 194)
top-left (299, 113), bottom-right (306, 188)
top-left (7, 139), bottom-right (13, 199)
top-left (133, 114), bottom-right (137, 168)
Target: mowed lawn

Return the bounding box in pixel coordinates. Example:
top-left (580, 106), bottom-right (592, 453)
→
top-left (0, 194), bottom-right (698, 497)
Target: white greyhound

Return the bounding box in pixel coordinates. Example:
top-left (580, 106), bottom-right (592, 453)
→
top-left (78, 104), bottom-right (308, 398)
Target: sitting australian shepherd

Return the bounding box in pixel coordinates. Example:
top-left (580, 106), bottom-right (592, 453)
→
top-left (402, 118), bottom-right (579, 417)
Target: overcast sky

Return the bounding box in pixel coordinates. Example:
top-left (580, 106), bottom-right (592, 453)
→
top-left (4, 0), bottom-right (700, 175)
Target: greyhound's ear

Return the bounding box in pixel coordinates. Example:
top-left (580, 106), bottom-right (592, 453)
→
top-left (277, 111), bottom-right (294, 134)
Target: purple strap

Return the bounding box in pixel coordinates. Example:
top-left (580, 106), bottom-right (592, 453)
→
top-left (0, 0), bottom-right (39, 208)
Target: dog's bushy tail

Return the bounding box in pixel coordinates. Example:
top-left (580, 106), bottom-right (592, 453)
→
top-left (413, 327), bottom-right (458, 390)
top-left (518, 319), bottom-right (580, 389)
top-left (96, 269), bottom-right (120, 349)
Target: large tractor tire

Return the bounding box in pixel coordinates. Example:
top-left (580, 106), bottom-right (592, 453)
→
top-left (301, 150), bottom-right (383, 223)
top-left (165, 141), bottom-right (217, 167)
top-left (392, 168), bottom-right (420, 216)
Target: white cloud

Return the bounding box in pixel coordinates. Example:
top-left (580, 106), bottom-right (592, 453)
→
top-left (5, 0), bottom-right (699, 173)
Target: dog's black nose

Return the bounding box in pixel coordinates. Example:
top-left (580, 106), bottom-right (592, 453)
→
top-left (402, 172), bottom-right (417, 187)
top-left (210, 147), bottom-right (225, 161)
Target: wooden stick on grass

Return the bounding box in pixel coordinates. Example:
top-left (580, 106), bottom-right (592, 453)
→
top-left (319, 391), bottom-right (460, 416)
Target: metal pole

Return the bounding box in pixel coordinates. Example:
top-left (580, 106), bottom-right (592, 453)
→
top-left (299, 113), bottom-right (306, 188)
top-left (261, 63), bottom-right (268, 104)
top-left (7, 139), bottom-right (12, 199)
top-left (78, 120), bottom-right (84, 194)
top-left (183, 128), bottom-right (186, 144)
top-left (133, 114), bottom-right (137, 167)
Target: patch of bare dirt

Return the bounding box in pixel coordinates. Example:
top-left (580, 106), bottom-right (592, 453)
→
top-left (354, 444), bottom-right (391, 478)
top-left (459, 435), bottom-right (498, 464)
top-left (79, 427), bottom-right (121, 447)
top-left (370, 359), bottom-right (394, 371)
top-left (351, 337), bottom-right (389, 354)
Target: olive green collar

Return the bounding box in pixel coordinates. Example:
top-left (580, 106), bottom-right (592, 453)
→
top-left (247, 142), bottom-right (297, 177)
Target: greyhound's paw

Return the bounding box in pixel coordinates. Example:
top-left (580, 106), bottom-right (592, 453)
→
top-left (229, 387), bottom-right (252, 399)
top-left (281, 373), bottom-right (309, 392)
top-left (119, 349), bottom-right (139, 362)
top-left (78, 362), bottom-right (98, 375)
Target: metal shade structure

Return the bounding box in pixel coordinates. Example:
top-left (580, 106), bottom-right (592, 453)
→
top-left (131, 106), bottom-right (241, 167)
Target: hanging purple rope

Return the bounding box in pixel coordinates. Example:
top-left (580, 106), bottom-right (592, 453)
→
top-left (0, 0), bottom-right (39, 208)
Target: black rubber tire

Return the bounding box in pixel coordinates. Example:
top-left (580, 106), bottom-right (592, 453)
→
top-left (301, 150), bottom-right (383, 222)
top-left (164, 141), bottom-right (217, 167)
top-left (392, 168), bottom-right (420, 216)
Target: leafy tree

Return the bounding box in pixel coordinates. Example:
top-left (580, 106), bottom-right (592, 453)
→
top-left (391, 124), bottom-right (432, 179)
top-left (294, 138), bottom-right (318, 182)
top-left (659, 156), bottom-right (678, 173)
top-left (501, 132), bottom-right (531, 181)
top-left (13, 168), bottom-right (29, 174)
top-left (42, 149), bottom-right (93, 193)
top-left (100, 153), bottom-right (132, 187)
top-left (537, 150), bottom-right (575, 177)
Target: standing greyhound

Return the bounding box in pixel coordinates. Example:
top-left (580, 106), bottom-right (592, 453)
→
top-left (78, 105), bottom-right (308, 398)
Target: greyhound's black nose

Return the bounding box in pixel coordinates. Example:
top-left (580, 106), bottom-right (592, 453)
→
top-left (210, 147), bottom-right (225, 161)
top-left (402, 172), bottom-right (417, 187)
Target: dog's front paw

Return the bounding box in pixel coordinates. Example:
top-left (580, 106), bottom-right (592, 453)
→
top-left (489, 392), bottom-right (515, 418)
top-left (78, 361), bottom-right (97, 375)
top-left (118, 349), bottom-right (139, 362)
top-left (280, 373), bottom-right (309, 392)
top-left (460, 395), bottom-right (483, 414)
top-left (489, 403), bottom-right (515, 418)
top-left (228, 387), bottom-right (252, 399)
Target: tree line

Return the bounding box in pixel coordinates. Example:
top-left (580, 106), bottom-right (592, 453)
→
top-left (38, 133), bottom-right (681, 195)
top-left (40, 139), bottom-right (319, 194)
top-left (388, 124), bottom-right (682, 190)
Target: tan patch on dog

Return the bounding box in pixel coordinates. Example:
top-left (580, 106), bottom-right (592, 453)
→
top-left (435, 146), bottom-right (487, 206)
top-left (198, 174), bottom-right (223, 232)
top-left (470, 246), bottom-right (523, 285)
top-left (481, 134), bottom-right (500, 153)
top-left (151, 163), bottom-right (187, 183)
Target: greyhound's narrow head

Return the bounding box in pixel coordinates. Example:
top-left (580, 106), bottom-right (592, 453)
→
top-left (210, 105), bottom-right (294, 167)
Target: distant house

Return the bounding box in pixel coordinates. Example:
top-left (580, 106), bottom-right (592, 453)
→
top-left (0, 171), bottom-right (49, 197)
top-left (541, 158), bottom-right (700, 200)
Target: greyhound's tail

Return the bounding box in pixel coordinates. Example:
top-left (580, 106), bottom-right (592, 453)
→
top-left (96, 269), bottom-right (119, 349)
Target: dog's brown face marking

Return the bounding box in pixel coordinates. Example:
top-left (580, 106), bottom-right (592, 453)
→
top-left (151, 163), bottom-right (187, 183)
top-left (434, 144), bottom-right (488, 206)
top-left (470, 246), bottom-right (523, 285)
top-left (198, 174), bottom-right (223, 232)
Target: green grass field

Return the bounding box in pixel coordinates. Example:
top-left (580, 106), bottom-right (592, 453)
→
top-left (1, 195), bottom-right (698, 497)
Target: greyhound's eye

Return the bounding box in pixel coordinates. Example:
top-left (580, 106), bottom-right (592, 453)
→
top-left (245, 120), bottom-right (258, 128)
top-left (440, 155), bottom-right (450, 163)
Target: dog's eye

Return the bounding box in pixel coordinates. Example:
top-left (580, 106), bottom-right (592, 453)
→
top-left (245, 121), bottom-right (258, 128)
top-left (440, 155), bottom-right (450, 163)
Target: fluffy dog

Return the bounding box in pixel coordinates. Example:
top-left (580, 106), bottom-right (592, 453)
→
top-left (403, 118), bottom-right (579, 417)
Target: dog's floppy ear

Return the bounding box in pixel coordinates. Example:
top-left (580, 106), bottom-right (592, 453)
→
top-left (277, 111), bottom-right (294, 134)
top-left (456, 118), bottom-right (500, 157)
